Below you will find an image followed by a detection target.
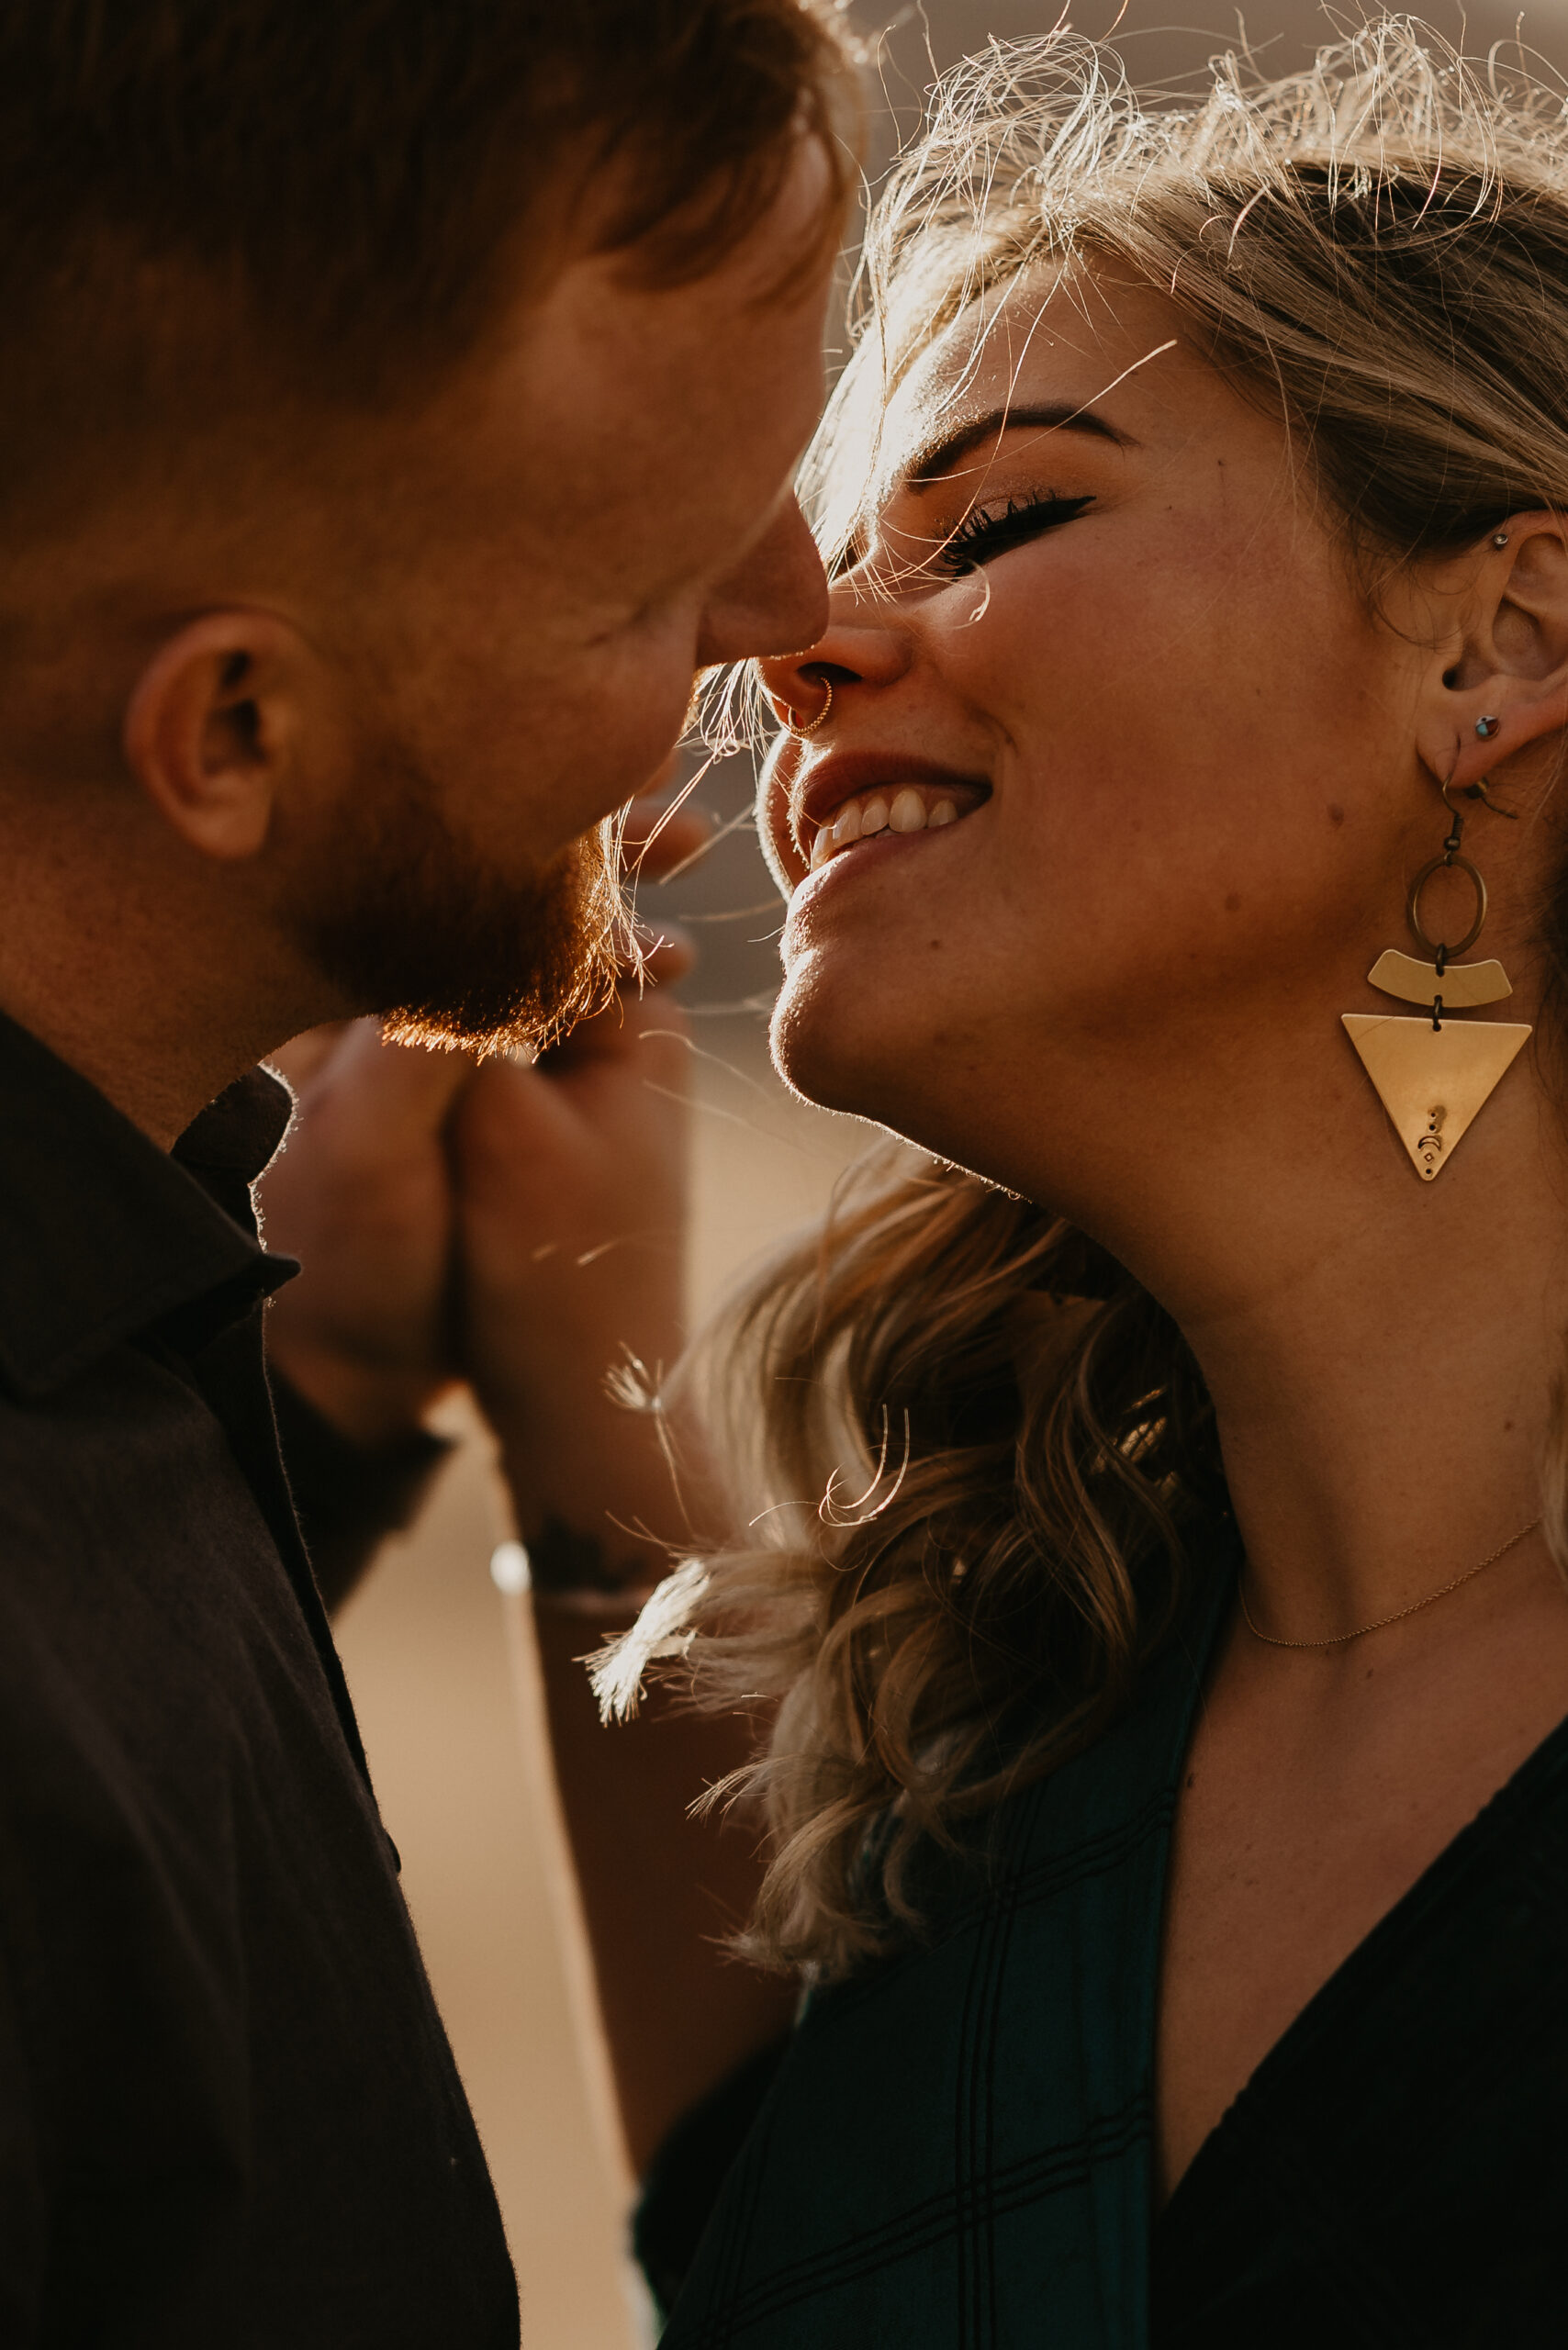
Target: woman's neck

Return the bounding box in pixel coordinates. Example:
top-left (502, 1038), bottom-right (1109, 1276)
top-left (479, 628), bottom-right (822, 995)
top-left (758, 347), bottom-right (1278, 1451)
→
top-left (1143, 1084), bottom-right (1568, 1641)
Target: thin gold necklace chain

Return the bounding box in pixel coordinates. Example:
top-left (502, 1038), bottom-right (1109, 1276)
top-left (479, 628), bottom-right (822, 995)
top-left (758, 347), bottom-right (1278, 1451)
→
top-left (1238, 1515), bottom-right (1545, 1651)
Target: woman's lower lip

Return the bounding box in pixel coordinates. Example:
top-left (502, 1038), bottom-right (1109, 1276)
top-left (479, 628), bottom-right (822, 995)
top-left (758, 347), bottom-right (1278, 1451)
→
top-left (789, 809), bottom-right (973, 902)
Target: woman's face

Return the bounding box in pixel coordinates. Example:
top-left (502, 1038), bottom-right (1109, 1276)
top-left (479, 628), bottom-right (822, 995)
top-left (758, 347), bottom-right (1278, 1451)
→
top-left (757, 266), bottom-right (1489, 1249)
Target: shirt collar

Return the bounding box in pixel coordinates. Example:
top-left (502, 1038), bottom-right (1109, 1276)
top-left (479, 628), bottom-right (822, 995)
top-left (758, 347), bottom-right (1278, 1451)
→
top-left (0, 1012), bottom-right (298, 1398)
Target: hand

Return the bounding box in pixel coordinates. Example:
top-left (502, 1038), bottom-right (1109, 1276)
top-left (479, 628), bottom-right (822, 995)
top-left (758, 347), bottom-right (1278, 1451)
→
top-left (259, 1021), bottom-right (474, 1444)
top-left (452, 934), bottom-right (694, 1585)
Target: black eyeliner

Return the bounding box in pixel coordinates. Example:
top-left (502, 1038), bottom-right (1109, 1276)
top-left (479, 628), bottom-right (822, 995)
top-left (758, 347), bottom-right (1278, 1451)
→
top-left (938, 490), bottom-right (1095, 575)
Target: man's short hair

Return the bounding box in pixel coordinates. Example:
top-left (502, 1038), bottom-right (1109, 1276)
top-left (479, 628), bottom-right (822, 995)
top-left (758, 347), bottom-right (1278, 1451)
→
top-left (0, 0), bottom-right (853, 525)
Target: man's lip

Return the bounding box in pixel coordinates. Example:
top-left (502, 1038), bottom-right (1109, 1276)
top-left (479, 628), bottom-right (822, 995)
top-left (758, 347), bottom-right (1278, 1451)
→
top-left (791, 750), bottom-right (991, 849)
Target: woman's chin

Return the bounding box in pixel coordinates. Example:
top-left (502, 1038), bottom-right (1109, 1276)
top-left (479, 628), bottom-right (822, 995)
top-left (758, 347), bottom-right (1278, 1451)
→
top-left (769, 994), bottom-right (865, 1117)
top-left (769, 978), bottom-right (939, 1137)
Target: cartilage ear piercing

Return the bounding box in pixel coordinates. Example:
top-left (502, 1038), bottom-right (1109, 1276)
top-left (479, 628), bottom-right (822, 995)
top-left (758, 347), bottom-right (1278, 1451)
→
top-left (1492, 532), bottom-right (1510, 549)
top-left (1475, 715), bottom-right (1501, 739)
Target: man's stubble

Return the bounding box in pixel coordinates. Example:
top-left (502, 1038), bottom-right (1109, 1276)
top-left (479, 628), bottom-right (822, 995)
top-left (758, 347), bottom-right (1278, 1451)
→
top-left (286, 744), bottom-right (624, 1058)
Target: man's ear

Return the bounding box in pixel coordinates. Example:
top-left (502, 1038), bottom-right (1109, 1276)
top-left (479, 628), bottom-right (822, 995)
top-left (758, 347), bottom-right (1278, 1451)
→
top-left (1417, 514), bottom-right (1568, 791)
top-left (123, 610), bottom-right (309, 861)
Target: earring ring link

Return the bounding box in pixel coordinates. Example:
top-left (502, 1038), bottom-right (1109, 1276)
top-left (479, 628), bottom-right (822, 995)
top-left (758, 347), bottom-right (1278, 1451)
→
top-left (1407, 850), bottom-right (1488, 961)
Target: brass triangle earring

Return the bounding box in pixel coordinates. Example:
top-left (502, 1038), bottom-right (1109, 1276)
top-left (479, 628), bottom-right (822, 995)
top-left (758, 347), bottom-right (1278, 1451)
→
top-left (1342, 767), bottom-right (1531, 1181)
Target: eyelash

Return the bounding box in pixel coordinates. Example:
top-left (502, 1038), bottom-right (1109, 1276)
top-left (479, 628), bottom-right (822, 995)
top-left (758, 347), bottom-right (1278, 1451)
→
top-left (935, 490), bottom-right (1095, 576)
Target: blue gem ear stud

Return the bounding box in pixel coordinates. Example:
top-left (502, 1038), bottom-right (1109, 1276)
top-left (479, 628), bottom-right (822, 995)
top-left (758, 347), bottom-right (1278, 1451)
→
top-left (1476, 715), bottom-right (1501, 739)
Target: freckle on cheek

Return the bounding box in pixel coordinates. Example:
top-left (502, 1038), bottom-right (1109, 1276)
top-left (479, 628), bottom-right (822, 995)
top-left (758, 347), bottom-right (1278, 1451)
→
top-left (1327, 802), bottom-right (1346, 826)
top-left (1224, 891), bottom-right (1241, 913)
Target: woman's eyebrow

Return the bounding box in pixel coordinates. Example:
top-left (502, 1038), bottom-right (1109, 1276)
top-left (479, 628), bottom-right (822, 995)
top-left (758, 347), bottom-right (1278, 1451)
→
top-left (902, 401), bottom-right (1131, 489)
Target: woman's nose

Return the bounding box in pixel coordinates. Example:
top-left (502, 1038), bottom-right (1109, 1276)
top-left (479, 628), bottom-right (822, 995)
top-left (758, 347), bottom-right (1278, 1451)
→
top-left (756, 608), bottom-right (913, 735)
top-left (759, 656), bottom-right (834, 736)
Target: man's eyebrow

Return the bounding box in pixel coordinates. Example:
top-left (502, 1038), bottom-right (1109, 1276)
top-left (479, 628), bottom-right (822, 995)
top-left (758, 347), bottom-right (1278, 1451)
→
top-left (902, 402), bottom-right (1131, 488)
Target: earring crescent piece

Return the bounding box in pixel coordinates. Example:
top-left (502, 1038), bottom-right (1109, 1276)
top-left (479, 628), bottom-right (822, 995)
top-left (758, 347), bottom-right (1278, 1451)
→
top-left (789, 678), bottom-right (834, 738)
top-left (1342, 781), bottom-right (1530, 1180)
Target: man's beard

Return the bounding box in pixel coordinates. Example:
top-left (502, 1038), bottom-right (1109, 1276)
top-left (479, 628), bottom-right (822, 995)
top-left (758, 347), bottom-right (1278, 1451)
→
top-left (286, 753), bottom-right (623, 1057)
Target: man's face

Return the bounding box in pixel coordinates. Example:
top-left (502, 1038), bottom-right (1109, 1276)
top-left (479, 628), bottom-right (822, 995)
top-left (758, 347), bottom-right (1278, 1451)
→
top-left (278, 141), bottom-right (834, 1051)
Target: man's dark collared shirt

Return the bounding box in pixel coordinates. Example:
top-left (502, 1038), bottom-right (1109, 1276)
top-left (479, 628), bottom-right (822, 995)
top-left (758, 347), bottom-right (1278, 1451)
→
top-left (0, 1013), bottom-right (518, 2345)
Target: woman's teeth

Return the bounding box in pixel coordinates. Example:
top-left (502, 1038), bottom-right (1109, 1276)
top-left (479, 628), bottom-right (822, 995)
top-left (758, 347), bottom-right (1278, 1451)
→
top-left (809, 784), bottom-right (960, 869)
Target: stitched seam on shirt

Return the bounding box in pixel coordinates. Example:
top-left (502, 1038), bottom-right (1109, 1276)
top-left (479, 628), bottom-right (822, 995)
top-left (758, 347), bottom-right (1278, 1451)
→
top-left (955, 1854), bottom-right (1019, 2350)
top-left (680, 2100), bottom-right (1149, 2343)
top-left (689, 2032), bottom-right (795, 2343)
top-left (1010, 1786), bottom-right (1176, 1909)
top-left (801, 1783), bottom-right (1175, 2035)
top-left (978, 1865), bottom-right (1023, 2348)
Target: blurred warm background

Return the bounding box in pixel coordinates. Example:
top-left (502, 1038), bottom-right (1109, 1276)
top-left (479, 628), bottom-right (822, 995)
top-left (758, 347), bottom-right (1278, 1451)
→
top-left (330, 2), bottom-right (1566, 2339)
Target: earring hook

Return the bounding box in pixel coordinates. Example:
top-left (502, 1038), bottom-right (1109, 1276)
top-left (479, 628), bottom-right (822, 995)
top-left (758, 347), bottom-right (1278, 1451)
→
top-left (1464, 778), bottom-right (1519, 819)
top-left (1439, 773), bottom-right (1519, 829)
top-left (1438, 777), bottom-right (1467, 856)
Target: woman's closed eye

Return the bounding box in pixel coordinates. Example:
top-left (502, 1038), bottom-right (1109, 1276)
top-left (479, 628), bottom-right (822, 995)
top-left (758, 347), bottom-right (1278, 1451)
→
top-left (933, 489), bottom-right (1096, 576)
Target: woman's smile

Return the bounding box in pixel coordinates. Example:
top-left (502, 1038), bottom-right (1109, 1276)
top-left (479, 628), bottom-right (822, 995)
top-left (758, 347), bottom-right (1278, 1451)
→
top-left (785, 749), bottom-right (990, 885)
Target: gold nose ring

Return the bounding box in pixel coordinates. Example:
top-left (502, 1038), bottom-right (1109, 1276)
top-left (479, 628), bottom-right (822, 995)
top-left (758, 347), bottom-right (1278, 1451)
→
top-left (788, 678), bottom-right (833, 737)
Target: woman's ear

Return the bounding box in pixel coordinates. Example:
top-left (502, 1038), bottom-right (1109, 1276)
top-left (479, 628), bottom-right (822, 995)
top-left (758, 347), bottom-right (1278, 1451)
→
top-left (122, 610), bottom-right (310, 861)
top-left (1417, 513), bottom-right (1568, 790)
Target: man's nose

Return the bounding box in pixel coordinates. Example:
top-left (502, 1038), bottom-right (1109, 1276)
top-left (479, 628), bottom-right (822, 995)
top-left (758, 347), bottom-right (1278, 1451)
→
top-left (695, 496), bottom-right (829, 668)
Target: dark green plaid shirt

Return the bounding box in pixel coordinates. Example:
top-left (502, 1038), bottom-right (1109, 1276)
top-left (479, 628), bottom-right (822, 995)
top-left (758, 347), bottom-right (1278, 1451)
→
top-left (654, 1561), bottom-right (1568, 2347)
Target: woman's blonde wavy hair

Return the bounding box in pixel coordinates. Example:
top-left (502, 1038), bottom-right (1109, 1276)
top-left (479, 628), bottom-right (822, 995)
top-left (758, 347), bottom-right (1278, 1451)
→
top-left (600, 17), bottom-right (1568, 1982)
